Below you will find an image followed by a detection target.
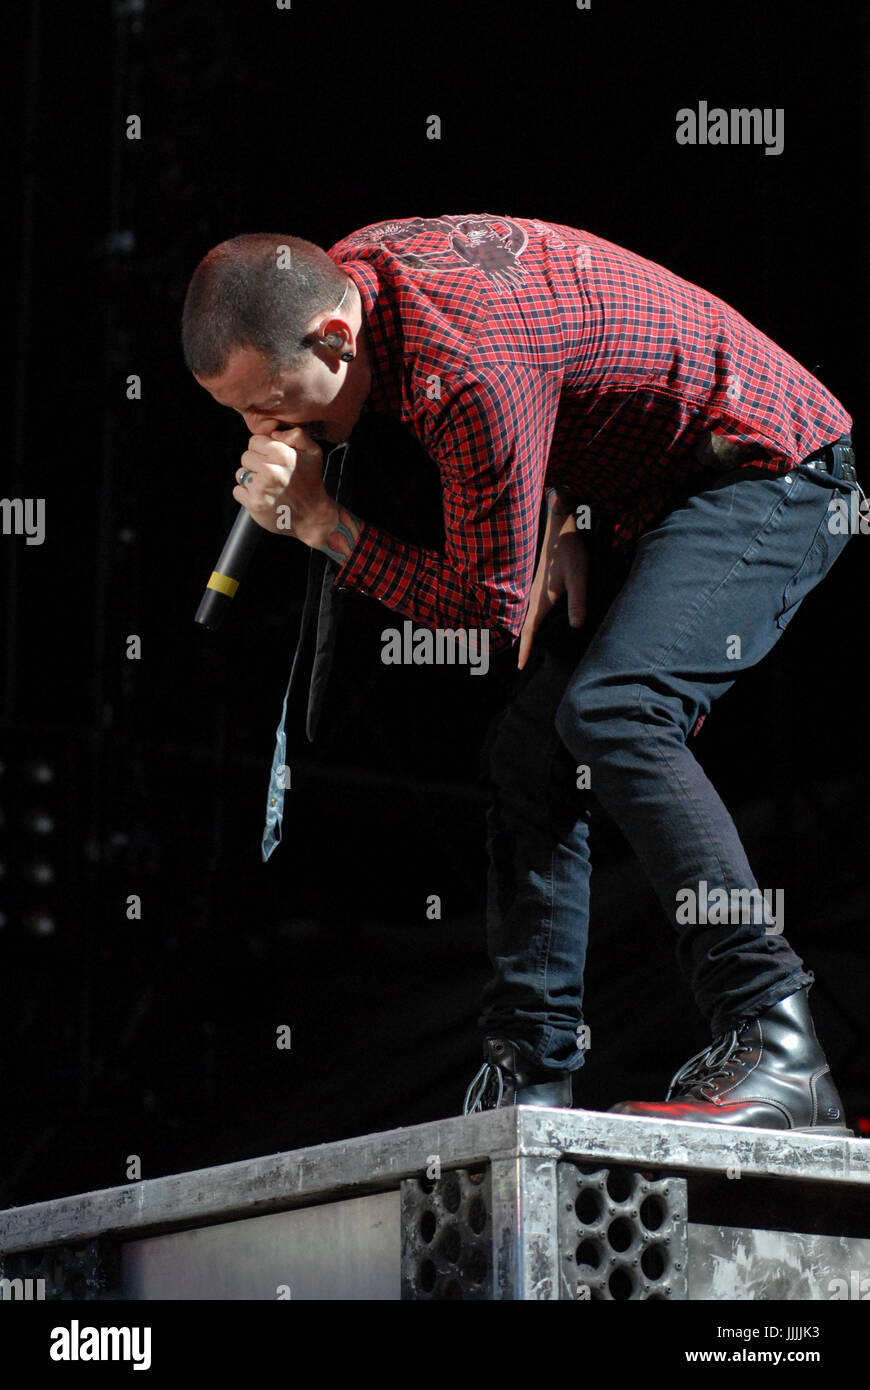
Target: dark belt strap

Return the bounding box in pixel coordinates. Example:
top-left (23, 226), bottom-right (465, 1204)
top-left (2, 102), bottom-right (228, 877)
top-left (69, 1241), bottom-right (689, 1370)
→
top-left (800, 437), bottom-right (857, 484)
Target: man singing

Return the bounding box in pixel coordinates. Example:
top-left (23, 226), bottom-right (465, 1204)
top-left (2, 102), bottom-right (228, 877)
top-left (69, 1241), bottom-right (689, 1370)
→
top-left (182, 213), bottom-right (858, 1133)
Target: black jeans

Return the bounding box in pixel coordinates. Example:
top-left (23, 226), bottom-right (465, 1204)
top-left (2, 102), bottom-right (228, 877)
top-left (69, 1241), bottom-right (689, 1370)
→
top-left (481, 460), bottom-right (860, 1074)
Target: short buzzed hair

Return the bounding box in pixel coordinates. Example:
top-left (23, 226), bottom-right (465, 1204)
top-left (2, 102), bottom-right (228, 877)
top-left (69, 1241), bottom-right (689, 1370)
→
top-left (181, 233), bottom-right (350, 377)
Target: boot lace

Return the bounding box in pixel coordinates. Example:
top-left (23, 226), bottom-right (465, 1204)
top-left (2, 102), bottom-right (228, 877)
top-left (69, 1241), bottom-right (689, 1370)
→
top-left (665, 1029), bottom-right (754, 1102)
top-left (464, 1059), bottom-right (505, 1115)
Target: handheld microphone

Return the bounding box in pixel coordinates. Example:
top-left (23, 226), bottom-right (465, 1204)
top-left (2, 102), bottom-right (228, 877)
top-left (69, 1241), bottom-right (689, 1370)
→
top-left (194, 505), bottom-right (263, 630)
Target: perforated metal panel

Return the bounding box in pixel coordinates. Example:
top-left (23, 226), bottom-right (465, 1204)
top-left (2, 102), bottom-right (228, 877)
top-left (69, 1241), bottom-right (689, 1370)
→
top-left (558, 1163), bottom-right (688, 1300)
top-left (0, 1239), bottom-right (119, 1300)
top-left (401, 1167), bottom-right (492, 1299)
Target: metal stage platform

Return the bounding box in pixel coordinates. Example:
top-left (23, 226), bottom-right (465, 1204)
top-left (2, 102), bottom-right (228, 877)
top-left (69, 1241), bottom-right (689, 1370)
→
top-left (1, 1109), bottom-right (868, 1300)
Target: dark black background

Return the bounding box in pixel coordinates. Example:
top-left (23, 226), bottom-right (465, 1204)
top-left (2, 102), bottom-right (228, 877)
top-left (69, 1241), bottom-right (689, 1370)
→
top-left (2, 0), bottom-right (868, 1209)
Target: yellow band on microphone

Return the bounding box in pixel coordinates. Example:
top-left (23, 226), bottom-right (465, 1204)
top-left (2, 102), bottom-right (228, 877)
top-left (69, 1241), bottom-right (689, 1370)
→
top-left (206, 571), bottom-right (239, 597)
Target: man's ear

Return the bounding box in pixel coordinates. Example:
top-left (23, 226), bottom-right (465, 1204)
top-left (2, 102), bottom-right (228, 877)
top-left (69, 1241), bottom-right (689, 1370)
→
top-left (317, 316), bottom-right (351, 352)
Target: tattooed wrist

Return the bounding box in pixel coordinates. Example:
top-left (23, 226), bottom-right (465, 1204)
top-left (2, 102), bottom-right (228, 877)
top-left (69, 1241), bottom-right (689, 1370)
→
top-left (547, 487), bottom-right (578, 517)
top-left (317, 504), bottom-right (361, 565)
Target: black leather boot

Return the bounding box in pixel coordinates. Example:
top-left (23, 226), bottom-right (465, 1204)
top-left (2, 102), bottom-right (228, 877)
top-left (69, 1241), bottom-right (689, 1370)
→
top-left (609, 986), bottom-right (852, 1133)
top-left (463, 1037), bottom-right (573, 1114)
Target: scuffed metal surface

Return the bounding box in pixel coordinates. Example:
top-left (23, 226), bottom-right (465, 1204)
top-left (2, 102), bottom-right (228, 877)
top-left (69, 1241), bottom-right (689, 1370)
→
top-left (687, 1225), bottom-right (870, 1300)
top-left (519, 1108), bottom-right (869, 1187)
top-left (0, 1106), bottom-right (865, 1302)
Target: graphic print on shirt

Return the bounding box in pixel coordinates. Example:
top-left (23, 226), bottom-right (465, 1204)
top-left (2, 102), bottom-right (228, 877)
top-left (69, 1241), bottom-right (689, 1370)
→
top-left (340, 214), bottom-right (530, 290)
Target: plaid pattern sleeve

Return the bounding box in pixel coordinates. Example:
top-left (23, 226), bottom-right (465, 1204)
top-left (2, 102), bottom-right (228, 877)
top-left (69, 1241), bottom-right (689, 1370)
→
top-left (337, 363), bottom-right (558, 652)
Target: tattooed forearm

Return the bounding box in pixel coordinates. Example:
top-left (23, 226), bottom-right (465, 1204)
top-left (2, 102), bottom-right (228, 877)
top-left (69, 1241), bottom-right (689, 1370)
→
top-left (318, 505), bottom-right (361, 565)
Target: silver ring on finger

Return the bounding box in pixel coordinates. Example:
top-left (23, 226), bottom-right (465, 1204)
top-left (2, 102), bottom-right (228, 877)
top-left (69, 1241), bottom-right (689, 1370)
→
top-left (237, 468), bottom-right (254, 488)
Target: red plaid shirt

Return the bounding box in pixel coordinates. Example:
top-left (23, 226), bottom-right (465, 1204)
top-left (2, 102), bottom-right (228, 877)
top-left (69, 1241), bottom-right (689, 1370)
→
top-left (328, 214), bottom-right (851, 652)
